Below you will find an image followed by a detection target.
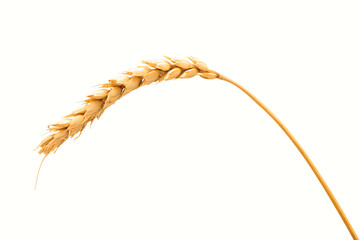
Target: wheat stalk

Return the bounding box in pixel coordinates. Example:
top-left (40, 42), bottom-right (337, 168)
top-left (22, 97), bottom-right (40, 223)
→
top-left (35, 56), bottom-right (358, 239)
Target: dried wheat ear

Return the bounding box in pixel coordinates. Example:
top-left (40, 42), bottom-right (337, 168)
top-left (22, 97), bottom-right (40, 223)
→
top-left (36, 56), bottom-right (220, 158)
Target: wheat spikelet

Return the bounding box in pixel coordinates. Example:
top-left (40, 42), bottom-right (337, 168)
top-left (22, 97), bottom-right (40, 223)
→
top-left (35, 56), bottom-right (221, 186)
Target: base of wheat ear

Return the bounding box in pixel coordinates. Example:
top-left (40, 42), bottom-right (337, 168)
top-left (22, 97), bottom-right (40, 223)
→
top-left (36, 56), bottom-right (358, 240)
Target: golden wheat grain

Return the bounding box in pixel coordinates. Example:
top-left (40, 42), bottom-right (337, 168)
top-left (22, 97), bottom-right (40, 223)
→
top-left (35, 56), bottom-right (223, 189)
top-left (35, 56), bottom-right (358, 239)
top-left (36, 56), bottom-right (217, 157)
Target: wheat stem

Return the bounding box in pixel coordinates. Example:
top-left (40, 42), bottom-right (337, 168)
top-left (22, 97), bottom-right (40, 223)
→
top-left (216, 73), bottom-right (358, 240)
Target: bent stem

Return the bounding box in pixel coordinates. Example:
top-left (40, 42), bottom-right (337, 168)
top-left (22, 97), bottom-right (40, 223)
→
top-left (216, 74), bottom-right (358, 240)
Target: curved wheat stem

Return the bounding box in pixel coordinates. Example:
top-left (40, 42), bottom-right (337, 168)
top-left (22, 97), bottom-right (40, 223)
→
top-left (36, 56), bottom-right (358, 239)
top-left (217, 76), bottom-right (359, 240)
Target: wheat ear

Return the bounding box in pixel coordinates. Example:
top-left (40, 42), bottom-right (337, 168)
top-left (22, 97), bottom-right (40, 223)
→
top-left (36, 56), bottom-right (358, 239)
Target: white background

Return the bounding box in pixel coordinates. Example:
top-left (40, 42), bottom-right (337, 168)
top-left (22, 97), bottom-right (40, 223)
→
top-left (0, 0), bottom-right (359, 239)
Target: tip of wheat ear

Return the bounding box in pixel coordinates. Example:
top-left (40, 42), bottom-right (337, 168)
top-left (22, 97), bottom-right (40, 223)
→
top-left (35, 56), bottom-right (221, 187)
